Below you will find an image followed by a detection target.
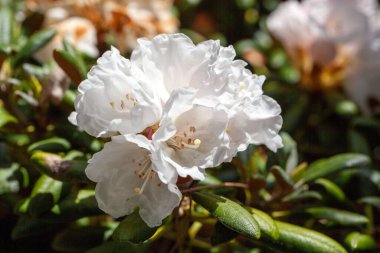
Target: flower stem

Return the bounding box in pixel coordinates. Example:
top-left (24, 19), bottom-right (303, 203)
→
top-left (181, 182), bottom-right (248, 193)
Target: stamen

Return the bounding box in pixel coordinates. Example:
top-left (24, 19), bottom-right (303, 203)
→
top-left (138, 170), bottom-right (152, 194)
top-left (189, 126), bottom-right (196, 133)
top-left (239, 82), bottom-right (246, 90)
top-left (181, 138), bottom-right (201, 149)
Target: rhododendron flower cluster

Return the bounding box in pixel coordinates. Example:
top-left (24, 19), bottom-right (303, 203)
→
top-left (267, 0), bottom-right (380, 115)
top-left (69, 34), bottom-right (283, 227)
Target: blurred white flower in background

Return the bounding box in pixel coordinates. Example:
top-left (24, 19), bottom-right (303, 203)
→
top-left (26, 0), bottom-right (179, 52)
top-left (70, 33), bottom-right (283, 227)
top-left (268, 0), bottom-right (380, 114)
top-left (32, 7), bottom-right (98, 105)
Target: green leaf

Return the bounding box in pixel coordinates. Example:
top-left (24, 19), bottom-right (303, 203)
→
top-left (27, 137), bottom-right (71, 154)
top-left (276, 132), bottom-right (298, 172)
top-left (293, 153), bottom-right (370, 183)
top-left (5, 133), bottom-right (31, 146)
top-left (344, 232), bottom-right (376, 251)
top-left (27, 175), bottom-right (67, 217)
top-left (282, 188), bottom-right (322, 202)
top-left (12, 28), bottom-right (56, 66)
top-left (348, 130), bottom-right (371, 155)
top-left (271, 166), bottom-right (293, 193)
top-left (112, 209), bottom-right (158, 243)
top-left (0, 6), bottom-right (13, 47)
top-left (211, 221), bottom-right (238, 245)
top-left (250, 208), bottom-right (279, 240)
top-left (0, 163), bottom-right (19, 194)
top-left (358, 196), bottom-right (380, 209)
top-left (52, 226), bottom-right (108, 252)
top-left (305, 207), bottom-right (369, 226)
top-left (0, 106), bottom-right (17, 128)
top-left (53, 49), bottom-right (85, 85)
top-left (44, 190), bottom-right (102, 222)
top-left (315, 178), bottom-right (345, 202)
top-left (193, 192), bottom-right (261, 239)
top-left (31, 151), bottom-right (88, 183)
top-left (11, 216), bottom-right (58, 239)
top-left (265, 221), bottom-right (347, 253)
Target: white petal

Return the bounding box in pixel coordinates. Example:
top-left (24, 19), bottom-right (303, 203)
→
top-left (131, 33), bottom-right (220, 101)
top-left (72, 48), bottom-right (162, 137)
top-left (154, 89), bottom-right (229, 180)
top-left (267, 1), bottom-right (313, 59)
top-left (227, 96), bottom-right (283, 155)
top-left (86, 136), bottom-right (181, 227)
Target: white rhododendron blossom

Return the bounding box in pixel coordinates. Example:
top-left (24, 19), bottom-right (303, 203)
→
top-left (86, 135), bottom-right (181, 227)
top-left (267, 0), bottom-right (380, 114)
top-left (70, 33), bottom-right (283, 227)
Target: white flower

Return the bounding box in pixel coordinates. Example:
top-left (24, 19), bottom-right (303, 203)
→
top-left (268, 0), bottom-right (380, 113)
top-left (152, 88), bottom-right (229, 180)
top-left (69, 47), bottom-right (162, 137)
top-left (345, 31), bottom-right (380, 115)
top-left (34, 13), bottom-right (98, 63)
top-left (131, 34), bottom-right (283, 154)
top-left (73, 33), bottom-right (283, 226)
top-left (26, 0), bottom-right (179, 53)
top-left (86, 134), bottom-right (181, 227)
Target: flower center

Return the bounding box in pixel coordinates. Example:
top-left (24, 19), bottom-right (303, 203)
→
top-left (166, 125), bottom-right (202, 151)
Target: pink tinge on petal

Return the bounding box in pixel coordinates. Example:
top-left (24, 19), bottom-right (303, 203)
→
top-left (146, 127), bottom-right (154, 140)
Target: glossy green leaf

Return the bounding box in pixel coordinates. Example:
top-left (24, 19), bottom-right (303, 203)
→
top-left (44, 190), bottom-right (102, 222)
top-left (282, 188), bottom-right (322, 202)
top-left (293, 153), bottom-right (370, 183)
top-left (0, 6), bottom-right (13, 47)
top-left (315, 178), bottom-right (345, 202)
top-left (305, 207), bottom-right (369, 226)
top-left (53, 49), bottom-right (85, 85)
top-left (358, 196), bottom-right (380, 209)
top-left (112, 210), bottom-right (158, 243)
top-left (0, 163), bottom-right (19, 194)
top-left (348, 130), bottom-right (371, 155)
top-left (266, 221), bottom-right (347, 253)
top-left (52, 226), bottom-right (108, 252)
top-left (0, 106), bottom-right (17, 128)
top-left (5, 133), bottom-right (31, 146)
top-left (27, 175), bottom-right (67, 217)
top-left (250, 208), bottom-right (279, 240)
top-left (276, 132), bottom-right (298, 173)
top-left (344, 232), bottom-right (376, 251)
top-left (31, 151), bottom-right (88, 182)
top-left (211, 221), bottom-right (238, 245)
top-left (12, 29), bottom-right (56, 66)
top-left (11, 216), bottom-right (58, 239)
top-left (271, 166), bottom-right (293, 192)
top-left (27, 137), bottom-right (71, 154)
top-left (193, 192), bottom-right (261, 239)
